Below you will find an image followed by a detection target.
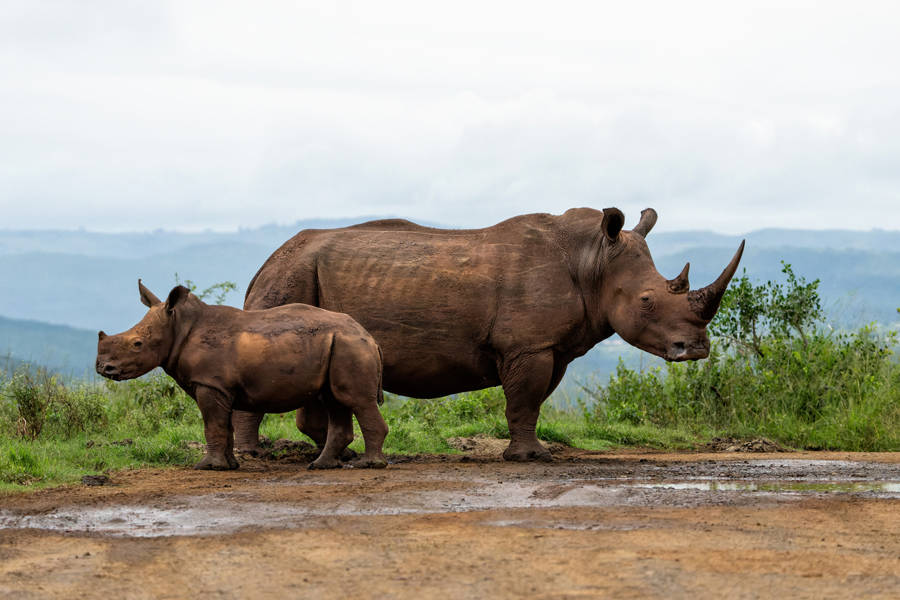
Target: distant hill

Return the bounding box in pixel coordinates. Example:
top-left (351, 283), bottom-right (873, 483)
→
top-left (0, 316), bottom-right (98, 377)
top-left (0, 218), bottom-right (898, 393)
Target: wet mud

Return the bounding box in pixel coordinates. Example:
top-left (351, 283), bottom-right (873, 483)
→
top-left (1, 450), bottom-right (899, 598)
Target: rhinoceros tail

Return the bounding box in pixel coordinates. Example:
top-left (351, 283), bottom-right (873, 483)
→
top-left (376, 345), bottom-right (385, 406)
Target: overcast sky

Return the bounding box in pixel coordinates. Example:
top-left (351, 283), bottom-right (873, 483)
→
top-left (1, 1), bottom-right (898, 233)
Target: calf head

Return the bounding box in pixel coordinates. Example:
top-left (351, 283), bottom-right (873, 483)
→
top-left (96, 281), bottom-right (193, 380)
top-left (598, 208), bottom-right (744, 361)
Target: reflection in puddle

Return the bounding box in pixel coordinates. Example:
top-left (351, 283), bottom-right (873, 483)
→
top-left (632, 481), bottom-right (900, 493)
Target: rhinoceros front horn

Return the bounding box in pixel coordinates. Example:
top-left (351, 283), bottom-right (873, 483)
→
top-left (687, 240), bottom-right (745, 321)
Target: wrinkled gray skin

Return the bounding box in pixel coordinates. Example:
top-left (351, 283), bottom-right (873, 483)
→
top-left (96, 282), bottom-right (388, 470)
top-left (234, 207), bottom-right (744, 461)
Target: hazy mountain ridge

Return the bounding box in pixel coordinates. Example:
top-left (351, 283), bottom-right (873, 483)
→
top-left (0, 216), bottom-right (412, 259)
top-left (0, 315), bottom-right (98, 377)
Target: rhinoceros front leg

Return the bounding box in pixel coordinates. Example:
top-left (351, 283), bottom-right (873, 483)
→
top-left (499, 350), bottom-right (555, 462)
top-left (194, 386), bottom-right (239, 470)
top-left (232, 410), bottom-right (265, 453)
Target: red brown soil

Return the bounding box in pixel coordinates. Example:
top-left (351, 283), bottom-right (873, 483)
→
top-left (1, 451), bottom-right (898, 599)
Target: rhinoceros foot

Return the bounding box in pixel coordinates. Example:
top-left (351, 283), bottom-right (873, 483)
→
top-left (502, 442), bottom-right (553, 462)
top-left (308, 456), bottom-right (343, 470)
top-left (194, 454), bottom-right (239, 471)
top-left (349, 455), bottom-right (388, 469)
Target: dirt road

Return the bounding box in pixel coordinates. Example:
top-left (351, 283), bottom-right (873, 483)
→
top-left (1, 449), bottom-right (899, 599)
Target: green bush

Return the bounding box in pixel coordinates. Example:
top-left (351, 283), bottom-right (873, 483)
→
top-left (104, 371), bottom-right (200, 434)
top-left (587, 264), bottom-right (900, 450)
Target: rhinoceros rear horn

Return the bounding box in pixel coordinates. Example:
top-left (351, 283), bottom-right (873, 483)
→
top-left (667, 262), bottom-right (690, 294)
top-left (138, 279), bottom-right (162, 307)
top-left (687, 240), bottom-right (745, 321)
top-left (632, 208), bottom-right (658, 238)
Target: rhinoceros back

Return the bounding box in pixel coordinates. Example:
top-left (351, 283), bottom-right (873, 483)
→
top-left (243, 215), bottom-right (585, 397)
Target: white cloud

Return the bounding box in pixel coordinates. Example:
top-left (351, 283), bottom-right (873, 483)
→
top-left (0, 0), bottom-right (898, 233)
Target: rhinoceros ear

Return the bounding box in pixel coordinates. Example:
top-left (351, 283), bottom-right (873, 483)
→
top-left (138, 279), bottom-right (162, 307)
top-left (164, 285), bottom-right (191, 313)
top-left (98, 331), bottom-right (107, 341)
top-left (601, 207), bottom-right (625, 242)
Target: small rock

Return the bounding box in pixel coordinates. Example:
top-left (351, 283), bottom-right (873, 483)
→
top-left (81, 475), bottom-right (110, 486)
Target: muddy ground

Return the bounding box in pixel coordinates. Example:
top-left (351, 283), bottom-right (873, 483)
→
top-left (1, 446), bottom-right (899, 599)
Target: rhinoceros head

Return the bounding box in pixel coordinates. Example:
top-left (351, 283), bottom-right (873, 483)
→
top-left (597, 208), bottom-right (744, 361)
top-left (96, 280), bottom-right (193, 380)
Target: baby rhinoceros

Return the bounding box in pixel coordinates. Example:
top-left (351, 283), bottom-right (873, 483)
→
top-left (96, 280), bottom-right (388, 470)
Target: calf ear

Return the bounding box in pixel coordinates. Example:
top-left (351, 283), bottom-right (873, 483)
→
top-left (138, 279), bottom-right (162, 307)
top-left (164, 285), bottom-right (191, 313)
top-left (601, 207), bottom-right (625, 242)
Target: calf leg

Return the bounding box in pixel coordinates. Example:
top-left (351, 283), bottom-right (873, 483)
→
top-left (328, 341), bottom-right (388, 469)
top-left (343, 400), bottom-right (388, 469)
top-left (298, 399), bottom-right (358, 461)
top-left (308, 399), bottom-right (354, 470)
top-left (500, 350), bottom-right (555, 462)
top-left (329, 391), bottom-right (388, 468)
top-left (194, 386), bottom-right (239, 470)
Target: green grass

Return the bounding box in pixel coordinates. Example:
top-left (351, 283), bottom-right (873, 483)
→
top-left (2, 324), bottom-right (898, 493)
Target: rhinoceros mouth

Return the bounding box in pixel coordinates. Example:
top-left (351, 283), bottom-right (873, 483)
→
top-left (665, 341), bottom-right (709, 362)
top-left (97, 362), bottom-right (126, 380)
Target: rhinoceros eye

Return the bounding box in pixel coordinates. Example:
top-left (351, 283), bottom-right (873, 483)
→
top-left (133, 340), bottom-right (143, 348)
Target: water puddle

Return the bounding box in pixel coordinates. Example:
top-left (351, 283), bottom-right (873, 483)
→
top-left (2, 459), bottom-right (897, 538)
top-left (631, 481), bottom-right (900, 493)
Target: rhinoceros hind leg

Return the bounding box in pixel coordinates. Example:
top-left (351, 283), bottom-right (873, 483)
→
top-left (309, 400), bottom-right (354, 469)
top-left (232, 410), bottom-right (265, 453)
top-left (323, 336), bottom-right (389, 467)
top-left (295, 397), bottom-right (328, 446)
top-left (298, 403), bottom-right (358, 461)
top-left (500, 350), bottom-right (557, 462)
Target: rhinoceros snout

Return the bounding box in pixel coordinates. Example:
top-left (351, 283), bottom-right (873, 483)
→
top-left (667, 339), bottom-right (709, 362)
top-left (96, 361), bottom-right (120, 378)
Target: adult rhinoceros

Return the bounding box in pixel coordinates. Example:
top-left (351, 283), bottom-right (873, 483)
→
top-left (234, 207), bottom-right (744, 461)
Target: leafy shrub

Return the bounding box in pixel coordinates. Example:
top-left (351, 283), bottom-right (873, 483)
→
top-left (105, 371), bottom-right (200, 434)
top-left (45, 384), bottom-right (108, 438)
top-left (588, 263), bottom-right (900, 450)
top-left (3, 367), bottom-right (64, 439)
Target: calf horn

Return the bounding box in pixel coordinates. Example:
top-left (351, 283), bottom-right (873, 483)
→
top-left (667, 263), bottom-right (690, 294)
top-left (687, 240), bottom-right (745, 321)
top-left (632, 208), bottom-right (658, 238)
